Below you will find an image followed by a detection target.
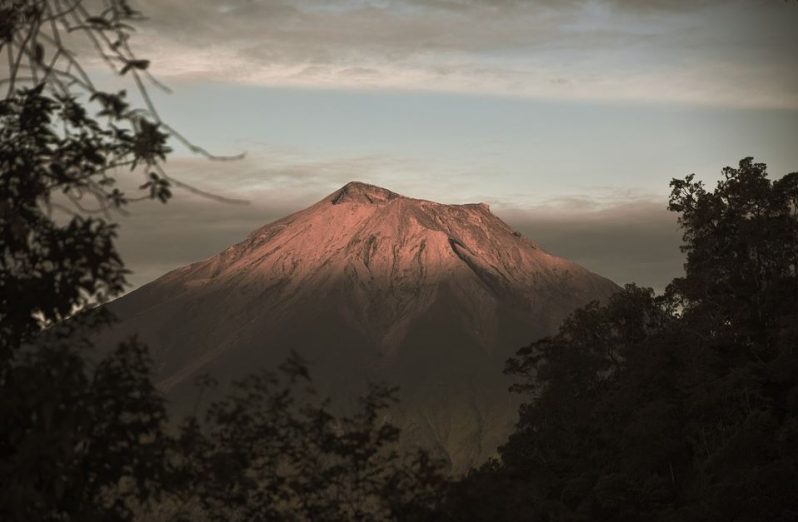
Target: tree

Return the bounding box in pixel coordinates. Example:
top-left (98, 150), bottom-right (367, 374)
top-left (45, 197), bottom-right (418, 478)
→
top-left (0, 335), bottom-right (170, 521)
top-left (0, 2), bottom-right (208, 519)
top-left (443, 158), bottom-right (798, 521)
top-left (1, 4), bottom-right (447, 520)
top-left (1, 0), bottom-right (239, 354)
top-left (154, 355), bottom-right (445, 522)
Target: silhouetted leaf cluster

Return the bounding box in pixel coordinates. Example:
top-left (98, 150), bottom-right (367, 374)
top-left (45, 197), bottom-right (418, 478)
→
top-left (151, 355), bottom-right (446, 522)
top-left (443, 158), bottom-right (798, 522)
top-left (0, 84), bottom-right (176, 354)
top-left (1, 334), bottom-right (170, 521)
top-left (1, 4), bottom-right (184, 517)
top-left (0, 2), bottom-right (231, 521)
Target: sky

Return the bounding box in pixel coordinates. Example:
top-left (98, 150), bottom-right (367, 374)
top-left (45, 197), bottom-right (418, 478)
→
top-left (106, 0), bottom-right (798, 292)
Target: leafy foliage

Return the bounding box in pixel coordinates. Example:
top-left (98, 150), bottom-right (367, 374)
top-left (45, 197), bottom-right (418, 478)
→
top-left (0, 334), bottom-right (170, 522)
top-left (0, 84), bottom-right (172, 353)
top-left (0, 2), bottom-right (188, 519)
top-left (1, 3), bottom-right (448, 521)
top-left (155, 355), bottom-right (446, 522)
top-left (0, 2), bottom-right (232, 521)
top-left (443, 158), bottom-right (798, 521)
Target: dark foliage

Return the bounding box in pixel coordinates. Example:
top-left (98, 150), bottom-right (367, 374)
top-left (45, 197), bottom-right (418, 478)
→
top-left (1, 3), bottom-right (183, 519)
top-left (153, 355), bottom-right (446, 522)
top-left (0, 0), bottom-right (184, 356)
top-left (443, 158), bottom-right (798, 521)
top-left (1, 5), bottom-right (445, 521)
top-left (0, 83), bottom-right (447, 520)
top-left (0, 84), bottom-right (170, 353)
top-left (0, 334), bottom-right (170, 521)
top-left (0, 85), bottom-right (176, 521)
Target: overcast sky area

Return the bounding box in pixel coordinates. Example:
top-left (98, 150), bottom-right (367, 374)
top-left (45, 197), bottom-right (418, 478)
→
top-left (108, 0), bottom-right (798, 292)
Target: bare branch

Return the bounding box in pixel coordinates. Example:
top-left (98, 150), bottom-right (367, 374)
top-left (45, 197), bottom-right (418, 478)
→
top-left (154, 163), bottom-right (249, 205)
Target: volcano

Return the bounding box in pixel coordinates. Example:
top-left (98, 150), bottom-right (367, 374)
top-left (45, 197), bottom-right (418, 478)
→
top-left (102, 181), bottom-right (618, 471)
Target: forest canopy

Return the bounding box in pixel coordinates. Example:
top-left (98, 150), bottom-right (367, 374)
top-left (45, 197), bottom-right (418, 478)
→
top-left (444, 158), bottom-right (798, 522)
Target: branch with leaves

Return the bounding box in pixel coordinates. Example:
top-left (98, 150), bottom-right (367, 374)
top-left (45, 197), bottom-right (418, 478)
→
top-left (1, 0), bottom-right (244, 217)
top-left (0, 0), bottom-right (248, 346)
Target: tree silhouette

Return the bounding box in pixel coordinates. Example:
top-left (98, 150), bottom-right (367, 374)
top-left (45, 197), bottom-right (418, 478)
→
top-left (0, 2), bottom-right (212, 519)
top-left (152, 355), bottom-right (446, 522)
top-left (443, 158), bottom-right (798, 521)
top-left (1, 4), bottom-right (447, 520)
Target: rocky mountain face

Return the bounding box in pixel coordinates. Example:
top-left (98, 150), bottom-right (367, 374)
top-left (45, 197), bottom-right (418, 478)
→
top-left (101, 182), bottom-right (619, 471)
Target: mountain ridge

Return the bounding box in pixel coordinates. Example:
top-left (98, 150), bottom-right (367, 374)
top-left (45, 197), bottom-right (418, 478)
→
top-left (102, 181), bottom-right (618, 470)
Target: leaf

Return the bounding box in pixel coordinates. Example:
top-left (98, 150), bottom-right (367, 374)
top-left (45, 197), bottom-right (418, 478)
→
top-left (85, 16), bottom-right (111, 29)
top-left (120, 59), bottom-right (150, 75)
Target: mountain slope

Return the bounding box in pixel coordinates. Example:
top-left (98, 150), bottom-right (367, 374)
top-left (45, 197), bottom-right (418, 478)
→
top-left (102, 182), bottom-right (619, 470)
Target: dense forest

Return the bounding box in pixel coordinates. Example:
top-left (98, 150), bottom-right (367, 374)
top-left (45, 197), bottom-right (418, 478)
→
top-left (2, 2), bottom-right (797, 521)
top-left (444, 159), bottom-right (798, 521)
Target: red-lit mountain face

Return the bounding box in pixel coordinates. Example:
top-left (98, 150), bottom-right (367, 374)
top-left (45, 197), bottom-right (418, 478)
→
top-left (101, 182), bottom-right (618, 471)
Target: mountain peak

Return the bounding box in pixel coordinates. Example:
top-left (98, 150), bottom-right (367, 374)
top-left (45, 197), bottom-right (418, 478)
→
top-left (331, 181), bottom-right (401, 205)
top-left (104, 183), bottom-right (619, 473)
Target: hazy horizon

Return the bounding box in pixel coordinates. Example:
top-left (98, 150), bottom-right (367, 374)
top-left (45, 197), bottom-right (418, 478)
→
top-left (108, 0), bottom-right (798, 293)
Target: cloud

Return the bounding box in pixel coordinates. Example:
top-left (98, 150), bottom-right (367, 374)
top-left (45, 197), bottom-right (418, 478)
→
top-left (498, 197), bottom-right (683, 292)
top-left (479, 185), bottom-right (685, 291)
top-left (117, 0), bottom-right (798, 108)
